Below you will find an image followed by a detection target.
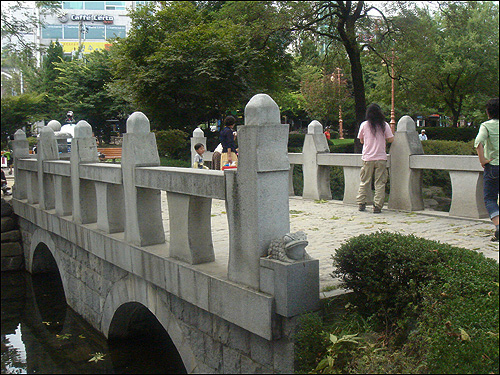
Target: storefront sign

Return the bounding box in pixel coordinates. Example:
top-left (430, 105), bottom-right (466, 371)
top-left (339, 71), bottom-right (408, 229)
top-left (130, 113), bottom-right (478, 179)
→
top-left (60, 14), bottom-right (114, 24)
top-left (61, 41), bottom-right (112, 54)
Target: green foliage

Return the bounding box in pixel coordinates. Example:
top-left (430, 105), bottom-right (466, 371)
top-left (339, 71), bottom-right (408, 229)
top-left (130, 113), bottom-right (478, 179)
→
top-left (1, 92), bottom-right (47, 142)
top-left (155, 129), bottom-right (189, 160)
top-left (418, 127), bottom-right (479, 142)
top-left (389, 2), bottom-right (499, 125)
top-left (332, 231), bottom-right (445, 324)
top-left (288, 133), bottom-right (306, 149)
top-left (159, 156), bottom-right (190, 168)
top-left (327, 231), bottom-right (499, 374)
top-left (329, 142), bottom-right (355, 154)
top-left (417, 251), bottom-right (499, 374)
top-left (421, 139), bottom-right (476, 156)
top-left (109, 1), bottom-right (292, 131)
top-left (312, 333), bottom-right (361, 374)
top-left (26, 137), bottom-right (38, 148)
top-left (51, 50), bottom-right (132, 138)
top-left (295, 313), bottom-right (329, 373)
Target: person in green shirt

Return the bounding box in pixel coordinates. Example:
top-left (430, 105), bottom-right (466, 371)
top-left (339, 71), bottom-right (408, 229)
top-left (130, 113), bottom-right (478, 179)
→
top-left (475, 97), bottom-right (499, 242)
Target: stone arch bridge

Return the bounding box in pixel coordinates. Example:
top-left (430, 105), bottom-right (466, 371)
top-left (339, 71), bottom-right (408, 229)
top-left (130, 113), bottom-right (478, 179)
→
top-left (10, 94), bottom-right (319, 373)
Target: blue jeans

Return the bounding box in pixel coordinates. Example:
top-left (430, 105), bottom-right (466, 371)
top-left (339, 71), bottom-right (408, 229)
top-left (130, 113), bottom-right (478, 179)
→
top-left (483, 164), bottom-right (499, 220)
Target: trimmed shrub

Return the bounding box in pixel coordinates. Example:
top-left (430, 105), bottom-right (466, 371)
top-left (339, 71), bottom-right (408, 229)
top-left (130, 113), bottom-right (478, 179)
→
top-left (417, 127), bottom-right (479, 142)
top-left (331, 231), bottom-right (499, 374)
top-left (421, 139), bottom-right (476, 156)
top-left (332, 231), bottom-right (445, 323)
top-left (154, 129), bottom-right (189, 160)
top-left (289, 133), bottom-right (306, 149)
top-left (416, 250), bottom-right (499, 374)
top-left (329, 142), bottom-right (355, 154)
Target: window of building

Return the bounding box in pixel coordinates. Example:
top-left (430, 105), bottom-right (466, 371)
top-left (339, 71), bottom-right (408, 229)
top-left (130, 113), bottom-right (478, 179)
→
top-left (42, 25), bottom-right (63, 39)
top-left (85, 1), bottom-right (105, 10)
top-left (63, 25), bottom-right (79, 39)
top-left (105, 1), bottom-right (126, 10)
top-left (135, 1), bottom-right (151, 8)
top-left (86, 25), bottom-right (106, 39)
top-left (63, 1), bottom-right (83, 9)
top-left (106, 25), bottom-right (126, 39)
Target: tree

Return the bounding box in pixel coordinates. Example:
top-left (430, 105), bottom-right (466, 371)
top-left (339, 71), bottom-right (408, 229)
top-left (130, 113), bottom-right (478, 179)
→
top-left (108, 1), bottom-right (293, 131)
top-left (51, 50), bottom-right (132, 140)
top-left (1, 92), bottom-right (47, 142)
top-left (287, 1), bottom-right (392, 149)
top-left (385, 1), bottom-right (499, 126)
top-left (1, 1), bottom-right (60, 56)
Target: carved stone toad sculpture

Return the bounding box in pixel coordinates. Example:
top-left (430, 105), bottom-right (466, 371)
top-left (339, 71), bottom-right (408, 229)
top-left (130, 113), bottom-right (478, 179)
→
top-left (266, 231), bottom-right (312, 263)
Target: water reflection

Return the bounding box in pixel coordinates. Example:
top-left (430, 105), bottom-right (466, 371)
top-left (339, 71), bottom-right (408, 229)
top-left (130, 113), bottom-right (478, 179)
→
top-left (1, 271), bottom-right (186, 374)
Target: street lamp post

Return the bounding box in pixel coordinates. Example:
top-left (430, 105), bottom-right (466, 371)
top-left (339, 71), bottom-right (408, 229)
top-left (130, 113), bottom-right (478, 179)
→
top-left (389, 49), bottom-right (396, 133)
top-left (333, 67), bottom-right (344, 139)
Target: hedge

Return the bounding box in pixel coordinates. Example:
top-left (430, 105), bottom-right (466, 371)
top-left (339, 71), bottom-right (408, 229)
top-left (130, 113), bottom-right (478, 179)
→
top-left (331, 231), bottom-right (499, 374)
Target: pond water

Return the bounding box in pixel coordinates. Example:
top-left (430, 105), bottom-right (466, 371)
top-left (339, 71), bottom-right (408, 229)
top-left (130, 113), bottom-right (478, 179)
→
top-left (1, 271), bottom-right (186, 374)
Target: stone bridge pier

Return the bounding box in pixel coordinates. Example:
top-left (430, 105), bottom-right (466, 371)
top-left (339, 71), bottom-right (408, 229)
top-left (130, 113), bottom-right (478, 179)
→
top-left (11, 94), bottom-right (320, 373)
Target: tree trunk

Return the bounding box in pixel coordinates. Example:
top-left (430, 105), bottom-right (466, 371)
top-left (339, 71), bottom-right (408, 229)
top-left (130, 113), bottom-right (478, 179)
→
top-left (338, 21), bottom-right (365, 152)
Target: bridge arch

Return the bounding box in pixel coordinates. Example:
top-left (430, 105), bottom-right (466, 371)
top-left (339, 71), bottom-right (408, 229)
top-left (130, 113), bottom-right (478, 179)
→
top-left (28, 228), bottom-right (69, 292)
top-left (28, 228), bottom-right (59, 273)
top-left (101, 274), bottom-right (197, 373)
top-left (27, 228), bottom-right (68, 333)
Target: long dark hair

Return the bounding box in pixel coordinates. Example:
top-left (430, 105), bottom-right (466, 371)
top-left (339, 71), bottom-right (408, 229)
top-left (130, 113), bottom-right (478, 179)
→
top-left (365, 103), bottom-right (386, 135)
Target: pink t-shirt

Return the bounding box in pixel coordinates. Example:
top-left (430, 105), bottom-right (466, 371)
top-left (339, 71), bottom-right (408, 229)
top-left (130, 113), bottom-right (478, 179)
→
top-left (357, 121), bottom-right (393, 161)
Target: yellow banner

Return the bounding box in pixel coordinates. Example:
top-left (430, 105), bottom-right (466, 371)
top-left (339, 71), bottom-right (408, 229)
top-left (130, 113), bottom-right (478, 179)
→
top-left (61, 42), bottom-right (112, 54)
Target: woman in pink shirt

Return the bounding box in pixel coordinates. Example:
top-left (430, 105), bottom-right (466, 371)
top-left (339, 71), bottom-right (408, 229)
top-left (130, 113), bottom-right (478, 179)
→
top-left (356, 104), bottom-right (394, 213)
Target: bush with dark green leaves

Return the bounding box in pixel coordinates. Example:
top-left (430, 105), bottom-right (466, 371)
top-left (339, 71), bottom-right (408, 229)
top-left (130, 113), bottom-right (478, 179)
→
top-left (288, 133), bottom-right (306, 149)
top-left (417, 127), bottom-right (479, 142)
top-left (154, 129), bottom-right (189, 160)
top-left (330, 231), bottom-right (499, 374)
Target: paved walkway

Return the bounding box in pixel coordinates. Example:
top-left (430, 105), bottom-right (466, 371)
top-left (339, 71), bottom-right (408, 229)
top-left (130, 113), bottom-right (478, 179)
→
top-left (206, 196), bottom-right (498, 294)
top-left (4, 168), bottom-right (497, 294)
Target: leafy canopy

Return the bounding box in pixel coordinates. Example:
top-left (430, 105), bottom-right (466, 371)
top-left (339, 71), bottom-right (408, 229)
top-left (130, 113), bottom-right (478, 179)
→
top-left (108, 1), bottom-right (293, 131)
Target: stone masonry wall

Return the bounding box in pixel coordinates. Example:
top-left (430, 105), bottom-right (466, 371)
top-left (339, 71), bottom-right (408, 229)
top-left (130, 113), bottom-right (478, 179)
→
top-left (1, 198), bottom-right (24, 271)
top-left (18, 218), bottom-right (297, 373)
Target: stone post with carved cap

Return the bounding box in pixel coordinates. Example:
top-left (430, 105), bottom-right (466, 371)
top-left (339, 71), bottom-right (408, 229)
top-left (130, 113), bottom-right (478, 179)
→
top-left (122, 112), bottom-right (165, 247)
top-left (226, 94), bottom-right (291, 290)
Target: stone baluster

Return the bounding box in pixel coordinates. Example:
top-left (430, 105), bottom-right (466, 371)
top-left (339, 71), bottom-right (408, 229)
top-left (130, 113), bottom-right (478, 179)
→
top-left (95, 179), bottom-right (125, 233)
top-left (122, 112), bottom-right (165, 247)
top-left (191, 128), bottom-right (207, 167)
top-left (10, 129), bottom-right (30, 200)
top-left (302, 120), bottom-right (332, 200)
top-left (43, 120), bottom-right (73, 216)
top-left (226, 94), bottom-right (290, 289)
top-left (167, 192), bottom-right (214, 264)
top-left (289, 164), bottom-right (295, 196)
top-left (71, 121), bottom-right (99, 224)
top-left (37, 126), bottom-right (59, 210)
top-left (388, 116), bottom-right (424, 211)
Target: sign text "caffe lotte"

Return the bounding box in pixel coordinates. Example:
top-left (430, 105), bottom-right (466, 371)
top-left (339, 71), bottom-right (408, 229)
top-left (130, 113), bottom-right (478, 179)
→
top-left (70, 14), bottom-right (114, 23)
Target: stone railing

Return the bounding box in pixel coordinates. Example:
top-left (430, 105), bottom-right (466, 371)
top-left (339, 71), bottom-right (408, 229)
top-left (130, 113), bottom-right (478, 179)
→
top-left (272, 115), bottom-right (486, 219)
top-left (10, 94), bottom-right (319, 336)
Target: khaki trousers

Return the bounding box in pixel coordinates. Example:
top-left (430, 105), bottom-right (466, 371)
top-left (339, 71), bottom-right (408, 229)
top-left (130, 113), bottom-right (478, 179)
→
top-left (356, 160), bottom-right (388, 209)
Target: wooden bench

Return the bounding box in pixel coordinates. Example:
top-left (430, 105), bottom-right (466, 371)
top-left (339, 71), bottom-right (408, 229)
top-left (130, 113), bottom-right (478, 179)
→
top-left (97, 148), bottom-right (122, 162)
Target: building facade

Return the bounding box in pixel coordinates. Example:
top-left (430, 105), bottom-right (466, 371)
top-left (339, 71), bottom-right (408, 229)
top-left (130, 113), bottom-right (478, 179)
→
top-left (39, 1), bottom-right (150, 58)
